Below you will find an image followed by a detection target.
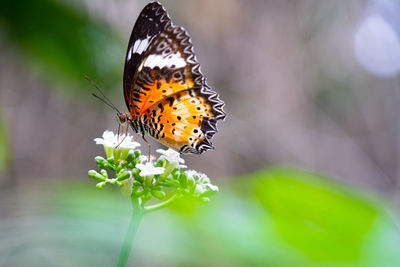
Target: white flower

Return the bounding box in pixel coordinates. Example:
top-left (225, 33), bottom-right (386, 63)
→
top-left (186, 170), bottom-right (209, 183)
top-left (194, 184), bottom-right (206, 196)
top-left (156, 148), bottom-right (186, 168)
top-left (139, 155), bottom-right (157, 163)
top-left (139, 155), bottom-right (149, 163)
top-left (205, 183), bottom-right (219, 192)
top-left (194, 183), bottom-right (219, 197)
top-left (94, 130), bottom-right (117, 147)
top-left (136, 162), bottom-right (165, 177)
top-left (187, 170), bottom-right (219, 197)
top-left (198, 173), bottom-right (211, 184)
top-left (94, 130), bottom-right (140, 149)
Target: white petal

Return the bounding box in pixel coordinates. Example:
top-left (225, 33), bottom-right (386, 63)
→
top-left (136, 162), bottom-right (165, 177)
top-left (194, 184), bottom-right (206, 196)
top-left (158, 148), bottom-right (185, 165)
top-left (94, 138), bottom-right (105, 145)
top-left (186, 170), bottom-right (199, 179)
top-left (206, 184), bottom-right (219, 192)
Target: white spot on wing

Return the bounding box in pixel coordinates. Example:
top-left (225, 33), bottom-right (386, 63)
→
top-left (127, 46), bottom-right (134, 61)
top-left (127, 36), bottom-right (151, 62)
top-left (143, 52), bottom-right (186, 69)
top-left (135, 37), bottom-right (151, 54)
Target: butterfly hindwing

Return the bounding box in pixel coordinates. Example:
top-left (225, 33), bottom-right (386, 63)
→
top-left (142, 89), bottom-right (218, 154)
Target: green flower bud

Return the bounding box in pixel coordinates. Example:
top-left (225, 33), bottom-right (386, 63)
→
top-left (95, 156), bottom-right (108, 169)
top-left (152, 186), bottom-right (162, 191)
top-left (88, 170), bottom-right (105, 182)
top-left (126, 150), bottom-right (135, 162)
top-left (132, 168), bottom-right (143, 182)
top-left (126, 162), bottom-right (135, 169)
top-left (186, 174), bottom-right (195, 188)
top-left (132, 180), bottom-right (141, 186)
top-left (107, 156), bottom-right (115, 165)
top-left (163, 179), bottom-right (180, 187)
top-left (117, 169), bottom-right (131, 181)
top-left (135, 188), bottom-right (145, 197)
top-left (134, 149), bottom-right (140, 159)
top-left (179, 173), bottom-right (188, 187)
top-left (154, 158), bottom-right (166, 167)
top-left (96, 181), bottom-right (106, 189)
top-left (171, 168), bottom-right (180, 176)
top-left (145, 191), bottom-right (152, 199)
top-left (151, 190), bottom-right (166, 200)
top-left (100, 169), bottom-right (108, 178)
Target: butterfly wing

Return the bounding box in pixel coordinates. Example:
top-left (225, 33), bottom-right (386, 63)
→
top-left (125, 24), bottom-right (200, 115)
top-left (123, 2), bottom-right (171, 111)
top-left (137, 26), bottom-right (225, 153)
top-left (124, 2), bottom-right (225, 154)
top-left (143, 88), bottom-right (224, 154)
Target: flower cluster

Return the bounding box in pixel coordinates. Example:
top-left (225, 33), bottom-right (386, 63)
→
top-left (88, 131), bottom-right (219, 212)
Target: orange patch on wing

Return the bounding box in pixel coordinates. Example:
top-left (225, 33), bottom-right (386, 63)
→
top-left (135, 75), bottom-right (194, 115)
top-left (143, 90), bottom-right (215, 151)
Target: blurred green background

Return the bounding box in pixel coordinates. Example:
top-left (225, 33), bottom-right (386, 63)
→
top-left (1, 0), bottom-right (400, 266)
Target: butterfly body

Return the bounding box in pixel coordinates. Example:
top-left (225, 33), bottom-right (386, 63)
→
top-left (122, 2), bottom-right (225, 154)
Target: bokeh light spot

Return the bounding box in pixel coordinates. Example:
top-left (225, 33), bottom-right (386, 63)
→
top-left (354, 14), bottom-right (400, 78)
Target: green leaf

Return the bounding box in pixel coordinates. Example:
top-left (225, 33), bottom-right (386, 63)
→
top-left (254, 166), bottom-right (378, 261)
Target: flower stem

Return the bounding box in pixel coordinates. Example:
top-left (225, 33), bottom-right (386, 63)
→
top-left (144, 194), bottom-right (180, 214)
top-left (117, 196), bottom-right (143, 267)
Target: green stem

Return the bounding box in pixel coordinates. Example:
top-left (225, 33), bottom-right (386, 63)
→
top-left (144, 194), bottom-right (180, 214)
top-left (117, 196), bottom-right (143, 267)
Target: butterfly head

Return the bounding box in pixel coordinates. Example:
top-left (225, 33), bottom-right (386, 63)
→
top-left (118, 112), bottom-right (132, 125)
top-left (118, 112), bottom-right (140, 134)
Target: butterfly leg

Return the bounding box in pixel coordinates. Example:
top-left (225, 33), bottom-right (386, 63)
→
top-left (142, 135), bottom-right (151, 162)
top-left (117, 123), bottom-right (121, 138)
top-left (133, 133), bottom-right (140, 142)
top-left (116, 123), bottom-right (130, 148)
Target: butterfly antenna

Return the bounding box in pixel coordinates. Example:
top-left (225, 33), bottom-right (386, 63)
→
top-left (91, 93), bottom-right (120, 113)
top-left (85, 76), bottom-right (121, 114)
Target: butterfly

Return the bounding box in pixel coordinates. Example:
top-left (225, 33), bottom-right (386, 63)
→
top-left (118, 2), bottom-right (225, 154)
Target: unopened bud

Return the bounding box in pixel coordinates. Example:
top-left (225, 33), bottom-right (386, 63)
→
top-left (151, 190), bottom-right (166, 200)
top-left (117, 169), bottom-right (131, 181)
top-left (95, 156), bottom-right (108, 168)
top-left (88, 170), bottom-right (105, 182)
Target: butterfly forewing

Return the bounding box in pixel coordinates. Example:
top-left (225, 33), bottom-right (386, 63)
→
top-left (123, 2), bottom-right (171, 110)
top-left (128, 26), bottom-right (203, 116)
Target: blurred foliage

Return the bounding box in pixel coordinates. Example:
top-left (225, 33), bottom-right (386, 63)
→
top-left (316, 75), bottom-right (354, 122)
top-left (0, 0), bottom-right (123, 94)
top-left (0, 110), bottom-right (10, 174)
top-left (1, 166), bottom-right (399, 266)
top-left (255, 167), bottom-right (377, 261)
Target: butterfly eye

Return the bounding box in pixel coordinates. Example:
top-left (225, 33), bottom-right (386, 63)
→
top-left (118, 114), bottom-right (127, 123)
